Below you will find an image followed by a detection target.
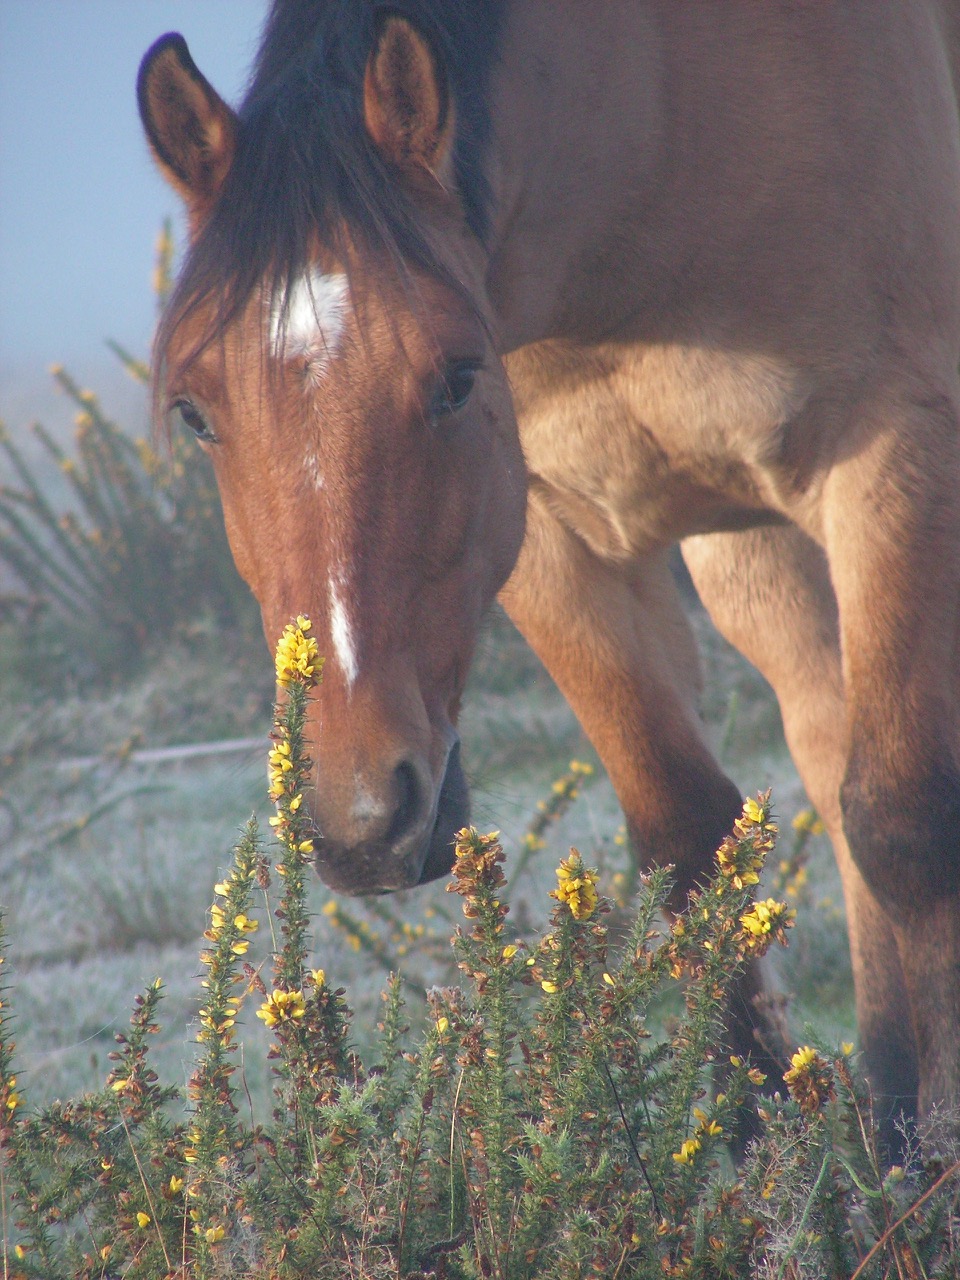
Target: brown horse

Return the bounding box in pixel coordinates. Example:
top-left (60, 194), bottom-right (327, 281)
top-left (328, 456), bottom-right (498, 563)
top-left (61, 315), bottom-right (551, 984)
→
top-left (138, 1), bottom-right (960, 1143)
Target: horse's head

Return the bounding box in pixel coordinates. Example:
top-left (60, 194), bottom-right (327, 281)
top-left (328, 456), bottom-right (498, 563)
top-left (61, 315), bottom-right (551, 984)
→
top-left (138, 17), bottom-right (525, 893)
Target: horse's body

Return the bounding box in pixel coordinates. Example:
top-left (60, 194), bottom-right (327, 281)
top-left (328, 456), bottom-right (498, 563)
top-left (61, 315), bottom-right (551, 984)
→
top-left (139, 1), bottom-right (960, 1141)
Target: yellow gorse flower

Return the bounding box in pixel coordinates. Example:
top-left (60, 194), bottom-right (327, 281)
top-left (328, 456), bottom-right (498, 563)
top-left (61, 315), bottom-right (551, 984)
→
top-left (739, 898), bottom-right (795, 955)
top-left (256, 988), bottom-right (307, 1028)
top-left (783, 1045), bottom-right (836, 1116)
top-left (550, 851), bottom-right (600, 920)
top-left (672, 1136), bottom-right (701, 1165)
top-left (275, 615), bottom-right (321, 687)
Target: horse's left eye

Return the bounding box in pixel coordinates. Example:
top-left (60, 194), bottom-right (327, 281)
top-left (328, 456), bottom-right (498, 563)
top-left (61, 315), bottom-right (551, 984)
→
top-left (169, 399), bottom-right (218, 444)
top-left (430, 360), bottom-right (480, 418)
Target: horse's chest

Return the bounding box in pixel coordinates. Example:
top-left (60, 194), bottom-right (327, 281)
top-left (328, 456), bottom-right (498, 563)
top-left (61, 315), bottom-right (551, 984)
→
top-left (510, 342), bottom-right (808, 557)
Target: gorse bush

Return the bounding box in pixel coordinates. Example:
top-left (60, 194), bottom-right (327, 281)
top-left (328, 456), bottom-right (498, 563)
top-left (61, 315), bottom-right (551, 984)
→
top-left (0, 226), bottom-right (258, 683)
top-left (0, 370), bottom-right (257, 682)
top-left (1, 619), bottom-right (958, 1278)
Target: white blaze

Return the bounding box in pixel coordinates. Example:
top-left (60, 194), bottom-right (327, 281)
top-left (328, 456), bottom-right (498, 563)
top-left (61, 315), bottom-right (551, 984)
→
top-left (304, 449), bottom-right (324, 492)
top-left (328, 570), bottom-right (359, 689)
top-left (270, 268), bottom-right (349, 372)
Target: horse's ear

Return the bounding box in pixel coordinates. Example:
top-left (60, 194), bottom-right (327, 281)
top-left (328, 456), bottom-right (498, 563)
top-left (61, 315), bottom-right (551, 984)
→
top-left (363, 15), bottom-right (455, 189)
top-left (137, 33), bottom-right (237, 223)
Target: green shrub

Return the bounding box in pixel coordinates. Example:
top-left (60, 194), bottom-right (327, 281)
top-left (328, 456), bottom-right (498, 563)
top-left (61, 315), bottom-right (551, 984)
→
top-left (0, 618), bottom-right (957, 1278)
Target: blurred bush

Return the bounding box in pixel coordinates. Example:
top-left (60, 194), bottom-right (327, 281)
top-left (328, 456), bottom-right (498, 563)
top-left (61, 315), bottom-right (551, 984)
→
top-left (0, 226), bottom-right (260, 685)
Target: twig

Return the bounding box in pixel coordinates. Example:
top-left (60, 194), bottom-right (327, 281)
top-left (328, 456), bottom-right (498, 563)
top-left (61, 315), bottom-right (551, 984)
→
top-left (849, 1159), bottom-right (960, 1280)
top-left (117, 1100), bottom-right (173, 1272)
top-left (601, 1060), bottom-right (662, 1222)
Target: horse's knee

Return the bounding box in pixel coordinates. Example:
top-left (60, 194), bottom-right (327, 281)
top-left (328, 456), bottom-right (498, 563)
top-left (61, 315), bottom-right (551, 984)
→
top-left (840, 754), bottom-right (960, 913)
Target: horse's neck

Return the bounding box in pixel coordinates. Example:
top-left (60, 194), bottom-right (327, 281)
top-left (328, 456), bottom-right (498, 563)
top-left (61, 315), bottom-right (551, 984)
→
top-left (484, 1), bottom-right (666, 352)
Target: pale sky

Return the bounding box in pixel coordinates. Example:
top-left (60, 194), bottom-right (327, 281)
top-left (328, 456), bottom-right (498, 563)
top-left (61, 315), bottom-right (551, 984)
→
top-left (0, 1), bottom-right (268, 407)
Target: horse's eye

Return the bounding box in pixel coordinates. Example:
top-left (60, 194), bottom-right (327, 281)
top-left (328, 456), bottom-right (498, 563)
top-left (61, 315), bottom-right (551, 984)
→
top-left (170, 399), bottom-right (217, 443)
top-left (430, 360), bottom-right (480, 419)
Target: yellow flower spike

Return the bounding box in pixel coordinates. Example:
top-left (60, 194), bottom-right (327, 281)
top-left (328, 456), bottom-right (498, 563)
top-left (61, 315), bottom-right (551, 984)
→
top-left (310, 968), bottom-right (326, 986)
top-left (550, 851), bottom-right (600, 920)
top-left (275, 616), bottom-right (322, 687)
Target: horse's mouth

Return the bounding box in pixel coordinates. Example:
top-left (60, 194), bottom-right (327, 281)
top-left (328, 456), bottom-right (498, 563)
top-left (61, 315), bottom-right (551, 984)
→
top-left (416, 738), bottom-right (469, 885)
top-left (311, 739), bottom-right (469, 895)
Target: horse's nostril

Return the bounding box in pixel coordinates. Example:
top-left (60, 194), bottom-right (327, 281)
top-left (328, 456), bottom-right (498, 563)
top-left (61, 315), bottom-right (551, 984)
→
top-left (385, 760), bottom-right (422, 847)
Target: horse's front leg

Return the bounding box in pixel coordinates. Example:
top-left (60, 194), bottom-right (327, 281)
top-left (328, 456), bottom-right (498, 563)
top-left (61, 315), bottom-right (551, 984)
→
top-left (498, 484), bottom-right (783, 1076)
top-left (684, 525), bottom-right (919, 1150)
top-left (822, 382), bottom-right (960, 1121)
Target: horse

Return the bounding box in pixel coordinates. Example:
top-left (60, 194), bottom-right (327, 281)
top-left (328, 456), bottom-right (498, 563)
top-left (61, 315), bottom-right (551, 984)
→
top-left (138, 1), bottom-right (960, 1146)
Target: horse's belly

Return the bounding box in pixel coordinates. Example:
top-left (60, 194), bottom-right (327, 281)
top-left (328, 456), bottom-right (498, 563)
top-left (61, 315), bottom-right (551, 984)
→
top-left (512, 341), bottom-right (809, 557)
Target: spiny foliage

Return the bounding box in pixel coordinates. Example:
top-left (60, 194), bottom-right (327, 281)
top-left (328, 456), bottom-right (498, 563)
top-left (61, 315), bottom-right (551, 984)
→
top-left (0, 621), bottom-right (958, 1278)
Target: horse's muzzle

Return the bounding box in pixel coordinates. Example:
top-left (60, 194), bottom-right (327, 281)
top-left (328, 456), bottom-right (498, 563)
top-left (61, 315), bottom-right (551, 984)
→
top-left (311, 738), bottom-right (468, 894)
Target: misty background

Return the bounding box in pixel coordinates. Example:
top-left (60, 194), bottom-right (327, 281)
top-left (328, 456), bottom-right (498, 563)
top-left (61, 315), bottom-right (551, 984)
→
top-left (1, 1), bottom-right (268, 437)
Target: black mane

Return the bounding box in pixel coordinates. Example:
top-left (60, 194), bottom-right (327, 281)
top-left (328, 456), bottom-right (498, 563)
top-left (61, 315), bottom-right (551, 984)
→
top-left (159, 0), bottom-right (507, 361)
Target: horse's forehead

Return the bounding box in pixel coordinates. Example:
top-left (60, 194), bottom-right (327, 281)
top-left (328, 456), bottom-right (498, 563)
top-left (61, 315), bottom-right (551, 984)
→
top-left (268, 266), bottom-right (351, 375)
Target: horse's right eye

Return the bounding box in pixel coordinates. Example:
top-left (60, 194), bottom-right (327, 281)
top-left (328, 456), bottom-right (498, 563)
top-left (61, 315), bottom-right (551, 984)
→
top-left (170, 399), bottom-right (217, 443)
